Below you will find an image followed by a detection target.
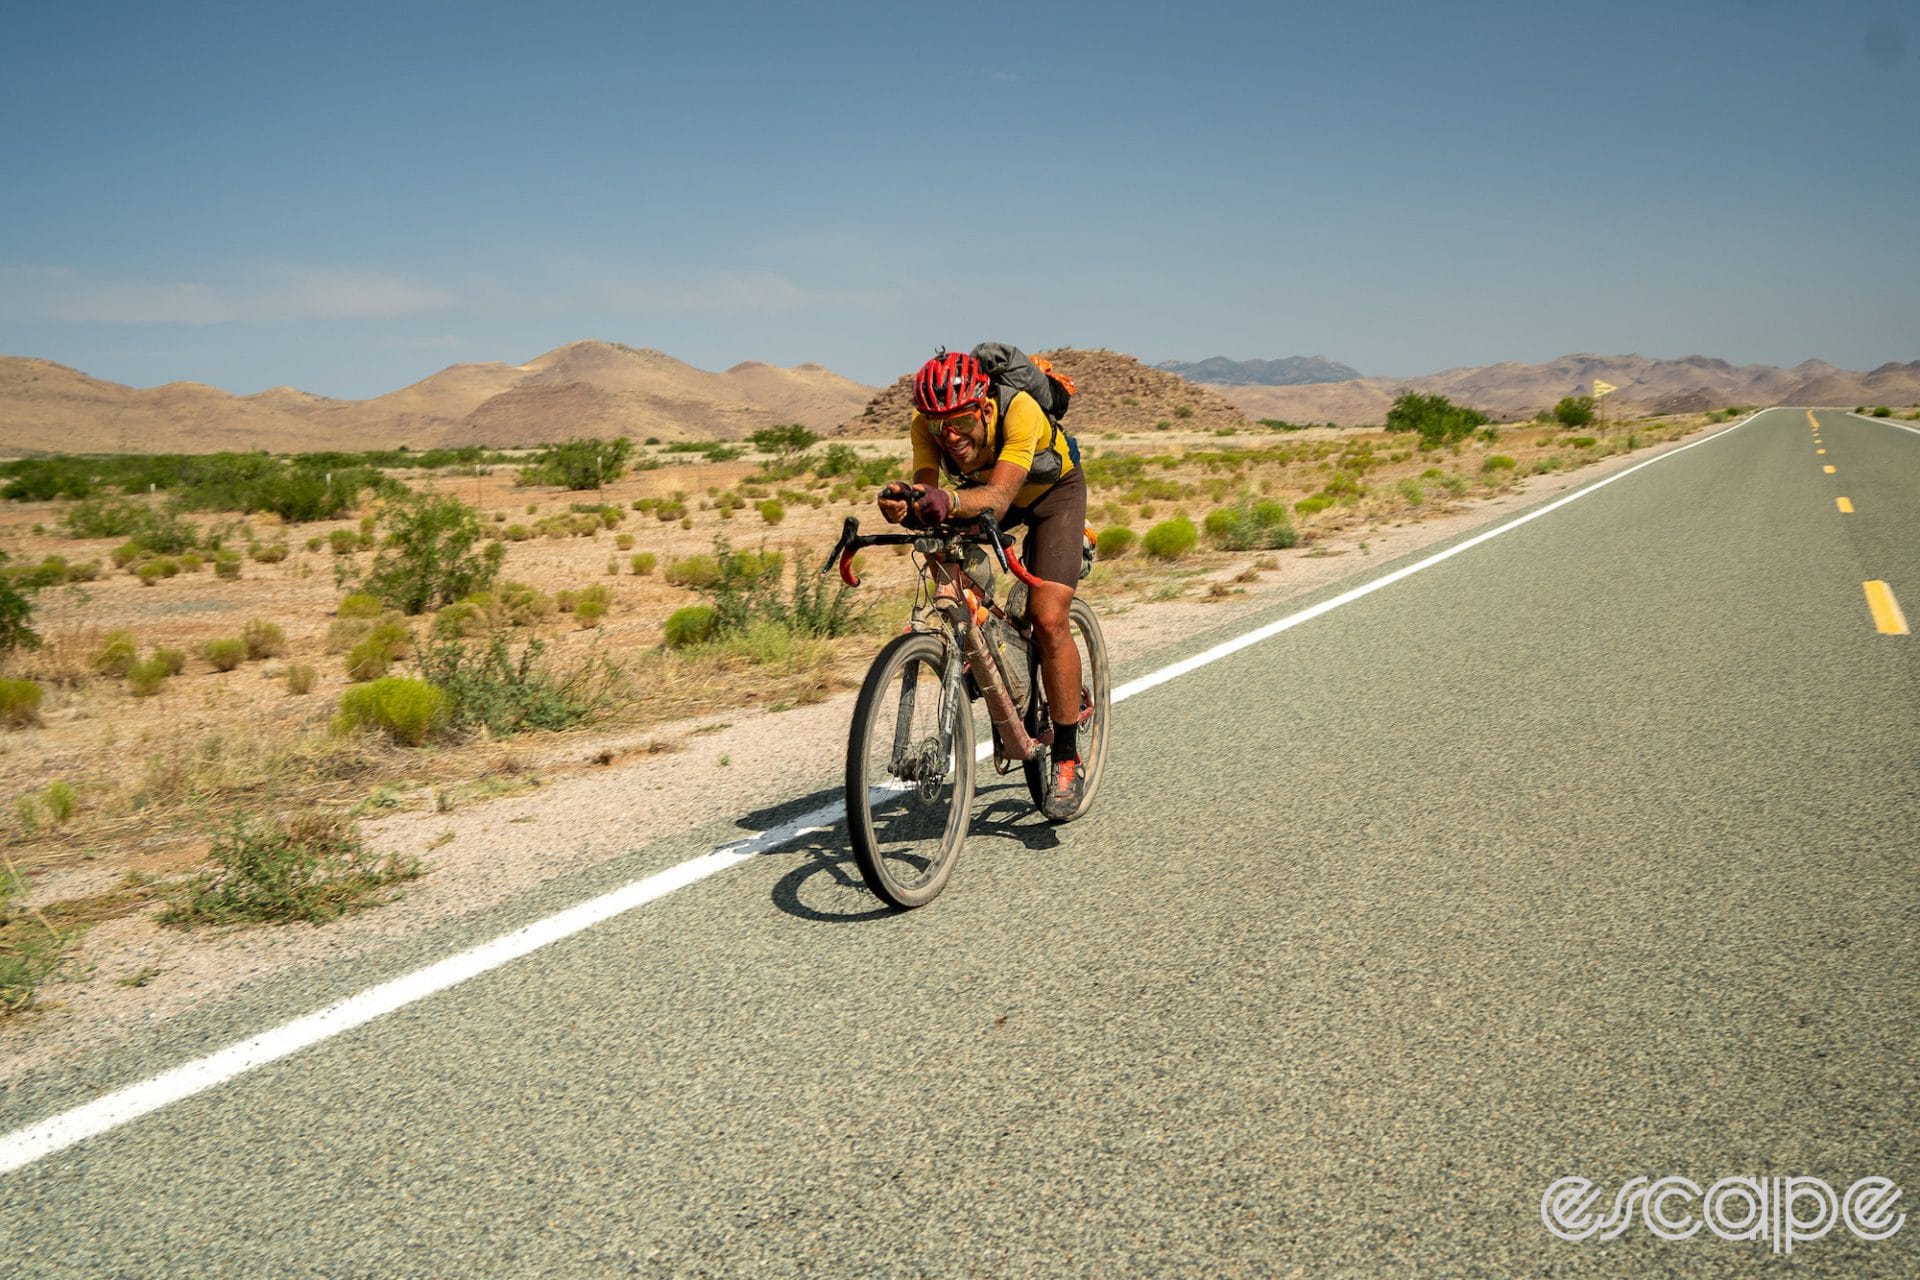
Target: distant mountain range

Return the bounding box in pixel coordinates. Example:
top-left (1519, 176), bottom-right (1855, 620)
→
top-left (1, 345), bottom-right (1915, 456)
top-left (1209, 352), bottom-right (1920, 424)
top-left (0, 342), bottom-right (875, 455)
top-left (1155, 355), bottom-right (1364, 386)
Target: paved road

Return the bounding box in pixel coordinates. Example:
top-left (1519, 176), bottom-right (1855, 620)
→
top-left (4, 409), bottom-right (1915, 1276)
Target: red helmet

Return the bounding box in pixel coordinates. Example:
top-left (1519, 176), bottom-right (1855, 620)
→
top-left (911, 349), bottom-right (991, 416)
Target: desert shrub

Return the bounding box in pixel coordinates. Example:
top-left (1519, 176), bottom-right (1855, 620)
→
top-left (93, 630), bottom-right (138, 677)
top-left (333, 676), bottom-right (448, 745)
top-left (413, 634), bottom-right (609, 734)
top-left (1293, 495), bottom-right (1333, 517)
top-left (1397, 477), bottom-right (1426, 506)
top-left (494, 581), bottom-right (553, 626)
top-left (249, 542), bottom-right (289, 564)
top-left (213, 550), bottom-right (242, 579)
top-left (0, 679), bottom-right (43, 728)
top-left (664, 605), bottom-right (718, 648)
top-left (1483, 455), bottom-right (1517, 472)
top-left (1387, 392), bottom-right (1489, 450)
top-left (162, 811), bottom-right (420, 925)
top-left (41, 781), bottom-right (75, 824)
top-left (432, 601), bottom-right (490, 639)
top-left (127, 655), bottom-right (172, 696)
top-left (1142, 517), bottom-right (1198, 561)
top-left (1552, 395), bottom-right (1597, 428)
top-left (242, 618), bottom-right (287, 660)
top-left (203, 638), bottom-right (246, 672)
top-left (576, 598), bottom-right (607, 628)
top-left (153, 646), bottom-right (188, 675)
top-left (1566, 436), bottom-right (1598, 449)
top-left (284, 662), bottom-right (317, 695)
top-left (666, 554), bottom-right (721, 588)
top-left (631, 553), bottom-right (656, 575)
top-left (615, 533), bottom-right (634, 550)
top-left (759, 499), bottom-right (785, 525)
top-left (1203, 498), bottom-right (1297, 551)
top-left (751, 424), bottom-right (818, 455)
top-left (1871, 406), bottom-right (1891, 417)
top-left (328, 528), bottom-right (360, 555)
top-left (336, 592), bottom-right (384, 618)
top-left (516, 437), bottom-right (635, 490)
top-left (1096, 526), bottom-right (1137, 559)
top-left (360, 493), bottom-right (504, 615)
top-left (346, 621), bottom-right (412, 681)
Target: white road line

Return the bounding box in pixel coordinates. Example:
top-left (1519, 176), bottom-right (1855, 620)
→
top-left (1846, 411), bottom-right (1920, 438)
top-left (0, 411), bottom-right (1763, 1176)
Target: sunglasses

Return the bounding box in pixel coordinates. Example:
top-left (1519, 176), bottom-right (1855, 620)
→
top-left (930, 407), bottom-right (983, 442)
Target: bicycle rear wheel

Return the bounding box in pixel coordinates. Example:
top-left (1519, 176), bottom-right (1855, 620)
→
top-left (846, 631), bottom-right (975, 908)
top-left (1024, 597), bottom-right (1111, 822)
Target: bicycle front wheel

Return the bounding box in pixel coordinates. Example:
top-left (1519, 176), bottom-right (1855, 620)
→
top-left (846, 631), bottom-right (975, 908)
top-left (1024, 596), bottom-right (1111, 823)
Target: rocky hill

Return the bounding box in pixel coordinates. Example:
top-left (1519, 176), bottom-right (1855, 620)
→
top-left (0, 342), bottom-right (875, 455)
top-left (1215, 353), bottom-right (1920, 425)
top-left (836, 349), bottom-right (1254, 438)
top-left (1156, 355), bottom-right (1363, 385)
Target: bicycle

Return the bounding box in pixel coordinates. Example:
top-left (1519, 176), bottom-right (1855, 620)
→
top-left (820, 511), bottom-right (1111, 908)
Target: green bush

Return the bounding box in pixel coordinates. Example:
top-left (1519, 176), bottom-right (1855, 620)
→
top-left (1142, 516), bottom-right (1198, 560)
top-left (336, 592), bottom-right (384, 618)
top-left (1095, 526), bottom-right (1137, 559)
top-left (1386, 392), bottom-right (1490, 450)
top-left (329, 528), bottom-right (360, 555)
top-left (360, 493), bottom-right (504, 614)
top-left (759, 499), bottom-right (785, 525)
top-left (516, 437), bottom-right (635, 490)
top-left (94, 630), bottom-right (138, 677)
top-left (666, 554), bottom-right (721, 587)
top-left (664, 605), bottom-right (719, 648)
top-left (203, 638), bottom-right (246, 672)
top-left (413, 634), bottom-right (608, 734)
top-left (1483, 455), bottom-right (1517, 472)
top-left (213, 550), bottom-right (242, 579)
top-left (161, 812), bottom-right (420, 925)
top-left (128, 655), bottom-right (172, 696)
top-left (1871, 406), bottom-right (1891, 417)
top-left (284, 662), bottom-right (317, 695)
top-left (750, 424), bottom-right (819, 455)
top-left (42, 781), bottom-right (76, 824)
top-left (0, 678), bottom-right (43, 728)
top-left (1294, 495), bottom-right (1334, 517)
top-left (334, 676), bottom-right (449, 745)
top-left (1552, 395), bottom-right (1597, 428)
top-left (1203, 498), bottom-right (1297, 551)
top-left (630, 553), bottom-right (657, 576)
top-left (153, 646), bottom-right (188, 675)
top-left (249, 542), bottom-right (289, 564)
top-left (242, 618), bottom-right (287, 660)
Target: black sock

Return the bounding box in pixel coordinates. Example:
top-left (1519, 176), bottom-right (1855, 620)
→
top-left (1052, 720), bottom-right (1078, 763)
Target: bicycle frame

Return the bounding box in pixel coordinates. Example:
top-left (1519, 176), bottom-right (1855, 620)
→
top-left (822, 514), bottom-right (1048, 767)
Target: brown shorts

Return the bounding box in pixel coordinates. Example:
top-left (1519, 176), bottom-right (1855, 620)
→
top-left (1003, 466), bottom-right (1088, 588)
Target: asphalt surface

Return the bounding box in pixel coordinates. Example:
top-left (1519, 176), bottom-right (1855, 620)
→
top-left (3, 408), bottom-right (1915, 1277)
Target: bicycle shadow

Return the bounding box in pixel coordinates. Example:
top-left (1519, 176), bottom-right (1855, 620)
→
top-left (741, 778), bottom-right (1063, 922)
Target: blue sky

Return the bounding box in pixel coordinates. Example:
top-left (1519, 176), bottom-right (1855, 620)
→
top-left (2, 0), bottom-right (1915, 399)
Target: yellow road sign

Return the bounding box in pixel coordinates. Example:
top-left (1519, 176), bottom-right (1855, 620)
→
top-left (1592, 379), bottom-right (1617, 398)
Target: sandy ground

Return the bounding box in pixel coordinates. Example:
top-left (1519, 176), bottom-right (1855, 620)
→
top-left (0, 425), bottom-right (1728, 1084)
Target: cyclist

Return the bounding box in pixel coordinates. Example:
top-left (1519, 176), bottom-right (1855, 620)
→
top-left (877, 348), bottom-right (1089, 820)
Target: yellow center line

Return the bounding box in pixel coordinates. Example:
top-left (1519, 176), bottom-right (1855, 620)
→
top-left (1825, 465), bottom-right (1837, 474)
top-left (1864, 581), bottom-right (1910, 635)
top-left (1806, 410), bottom-right (1820, 429)
top-left (1837, 497), bottom-right (1854, 513)
top-left (1818, 448), bottom-right (1826, 455)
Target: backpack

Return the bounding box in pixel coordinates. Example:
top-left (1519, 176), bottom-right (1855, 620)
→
top-left (941, 343), bottom-right (1081, 489)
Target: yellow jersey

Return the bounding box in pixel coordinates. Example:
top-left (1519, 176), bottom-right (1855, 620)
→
top-left (909, 390), bottom-right (1076, 510)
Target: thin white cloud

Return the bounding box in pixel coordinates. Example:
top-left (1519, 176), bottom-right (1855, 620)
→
top-left (589, 269), bottom-right (894, 316)
top-left (0, 264), bottom-right (453, 325)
